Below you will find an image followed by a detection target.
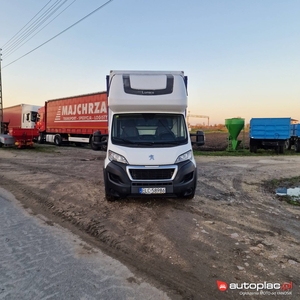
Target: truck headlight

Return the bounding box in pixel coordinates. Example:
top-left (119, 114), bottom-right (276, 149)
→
top-left (108, 150), bottom-right (128, 164)
top-left (175, 150), bottom-right (192, 163)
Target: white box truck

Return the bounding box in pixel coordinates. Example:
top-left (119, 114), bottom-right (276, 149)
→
top-left (103, 70), bottom-right (204, 201)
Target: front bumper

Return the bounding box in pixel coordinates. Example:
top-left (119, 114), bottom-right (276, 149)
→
top-left (103, 160), bottom-right (197, 198)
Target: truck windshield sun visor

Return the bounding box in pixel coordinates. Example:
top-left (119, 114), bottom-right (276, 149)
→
top-left (123, 75), bottom-right (174, 95)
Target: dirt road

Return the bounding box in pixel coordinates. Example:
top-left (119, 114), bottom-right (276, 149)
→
top-left (0, 145), bottom-right (299, 299)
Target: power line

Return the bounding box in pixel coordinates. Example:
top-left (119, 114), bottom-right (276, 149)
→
top-left (1, 0), bottom-right (52, 49)
top-left (3, 0), bottom-right (68, 56)
top-left (4, 0), bottom-right (77, 59)
top-left (3, 0), bottom-right (113, 69)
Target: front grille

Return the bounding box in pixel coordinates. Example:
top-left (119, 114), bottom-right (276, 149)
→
top-left (132, 182), bottom-right (172, 186)
top-left (129, 168), bottom-right (175, 180)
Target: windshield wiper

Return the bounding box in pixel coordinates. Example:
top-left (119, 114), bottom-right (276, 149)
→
top-left (152, 141), bottom-right (186, 146)
top-left (112, 137), bottom-right (137, 144)
top-left (136, 140), bottom-right (184, 146)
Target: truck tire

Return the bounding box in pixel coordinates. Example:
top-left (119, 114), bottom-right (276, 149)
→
top-left (294, 140), bottom-right (300, 153)
top-left (178, 176), bottom-right (197, 200)
top-left (100, 136), bottom-right (108, 152)
top-left (54, 134), bottom-right (62, 146)
top-left (90, 136), bottom-right (101, 151)
top-left (90, 140), bottom-right (100, 151)
top-left (37, 133), bottom-right (44, 144)
top-left (182, 188), bottom-right (195, 200)
top-left (279, 144), bottom-right (284, 154)
top-left (285, 139), bottom-right (291, 150)
top-left (104, 169), bottom-right (119, 201)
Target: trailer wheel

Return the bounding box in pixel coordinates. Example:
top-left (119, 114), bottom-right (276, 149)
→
top-left (294, 140), bottom-right (300, 153)
top-left (285, 139), bottom-right (291, 150)
top-left (54, 134), bottom-right (62, 146)
top-left (279, 145), bottom-right (284, 154)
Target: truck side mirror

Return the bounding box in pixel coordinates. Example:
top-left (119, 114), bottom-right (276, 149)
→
top-left (191, 130), bottom-right (205, 146)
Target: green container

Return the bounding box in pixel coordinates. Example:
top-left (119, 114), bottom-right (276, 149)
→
top-left (225, 118), bottom-right (244, 150)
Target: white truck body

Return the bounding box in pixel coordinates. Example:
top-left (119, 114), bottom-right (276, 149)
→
top-left (103, 70), bottom-right (200, 200)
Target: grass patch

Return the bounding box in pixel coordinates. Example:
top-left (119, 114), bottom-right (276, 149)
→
top-left (263, 176), bottom-right (300, 206)
top-left (286, 198), bottom-right (300, 206)
top-left (193, 149), bottom-right (300, 156)
top-left (263, 176), bottom-right (300, 192)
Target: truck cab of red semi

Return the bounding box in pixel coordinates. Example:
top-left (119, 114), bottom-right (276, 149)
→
top-left (2, 104), bottom-right (41, 148)
top-left (35, 106), bottom-right (46, 133)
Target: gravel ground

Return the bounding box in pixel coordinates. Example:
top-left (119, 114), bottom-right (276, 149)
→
top-left (0, 144), bottom-right (299, 299)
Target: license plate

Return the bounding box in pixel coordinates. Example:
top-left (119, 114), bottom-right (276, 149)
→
top-left (139, 187), bottom-right (166, 194)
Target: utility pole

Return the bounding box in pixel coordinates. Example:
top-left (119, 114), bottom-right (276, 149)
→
top-left (0, 49), bottom-right (3, 134)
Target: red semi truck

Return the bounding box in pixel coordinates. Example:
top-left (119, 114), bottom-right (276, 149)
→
top-left (35, 92), bottom-right (108, 150)
top-left (3, 104), bottom-right (41, 148)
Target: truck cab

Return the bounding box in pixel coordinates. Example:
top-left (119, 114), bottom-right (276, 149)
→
top-left (103, 70), bottom-right (204, 201)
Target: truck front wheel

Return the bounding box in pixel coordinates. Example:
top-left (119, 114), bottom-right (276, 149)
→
top-left (37, 133), bottom-right (44, 144)
top-left (179, 176), bottom-right (197, 200)
top-left (104, 169), bottom-right (119, 201)
top-left (90, 140), bottom-right (100, 151)
top-left (54, 134), bottom-right (62, 146)
top-left (182, 188), bottom-right (195, 200)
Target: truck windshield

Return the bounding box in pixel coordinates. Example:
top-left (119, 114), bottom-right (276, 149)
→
top-left (31, 111), bottom-right (38, 122)
top-left (111, 113), bottom-right (188, 147)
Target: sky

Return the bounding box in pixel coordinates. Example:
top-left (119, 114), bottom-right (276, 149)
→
top-left (1, 0), bottom-right (300, 125)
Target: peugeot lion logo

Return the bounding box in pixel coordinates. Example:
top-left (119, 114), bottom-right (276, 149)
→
top-left (149, 155), bottom-right (154, 160)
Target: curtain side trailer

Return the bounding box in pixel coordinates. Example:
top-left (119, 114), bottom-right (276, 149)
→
top-left (36, 92), bottom-right (108, 150)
